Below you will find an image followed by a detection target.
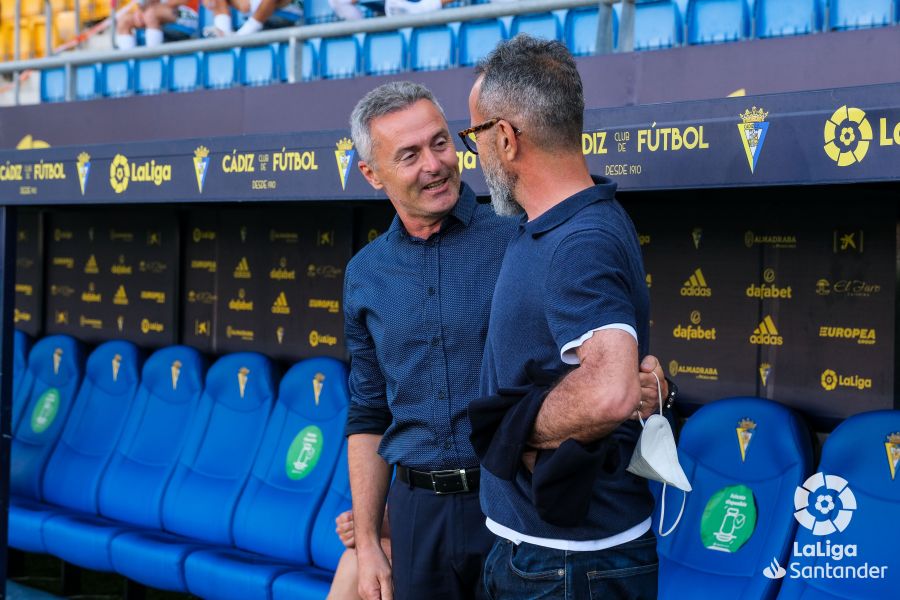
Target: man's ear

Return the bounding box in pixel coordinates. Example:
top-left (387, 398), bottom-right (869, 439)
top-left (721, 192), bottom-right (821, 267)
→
top-left (497, 120), bottom-right (519, 163)
top-left (358, 160), bottom-right (383, 190)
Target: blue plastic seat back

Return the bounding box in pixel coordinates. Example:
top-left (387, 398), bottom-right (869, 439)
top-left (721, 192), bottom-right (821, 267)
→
top-left (204, 50), bottom-right (238, 89)
top-left (321, 36), bottom-right (361, 79)
top-left (278, 41), bottom-right (318, 82)
top-left (12, 330), bottom-right (33, 430)
top-left (41, 341), bottom-right (142, 513)
top-left (161, 352), bottom-right (277, 545)
top-left (757, 0), bottom-right (821, 37)
top-left (656, 397), bottom-right (813, 600)
top-left (97, 346), bottom-right (206, 528)
top-left (136, 57), bottom-right (167, 95)
top-left (510, 12), bottom-right (563, 41)
top-left (102, 61), bottom-right (133, 98)
top-left (635, 1), bottom-right (684, 50)
top-left (364, 30), bottom-right (407, 76)
top-left (241, 45), bottom-right (278, 86)
top-left (687, 0), bottom-right (751, 44)
top-left (75, 65), bottom-right (100, 100)
top-left (459, 19), bottom-right (507, 67)
top-left (231, 357), bottom-right (349, 563)
top-left (169, 53), bottom-right (201, 92)
top-left (776, 410), bottom-right (900, 599)
top-left (305, 0), bottom-right (337, 23)
top-left (310, 441), bottom-right (351, 571)
top-left (10, 335), bottom-right (85, 500)
top-left (40, 68), bottom-right (66, 103)
top-left (829, 0), bottom-right (893, 30)
top-left (410, 25), bottom-right (456, 71)
top-left (565, 6), bottom-right (616, 56)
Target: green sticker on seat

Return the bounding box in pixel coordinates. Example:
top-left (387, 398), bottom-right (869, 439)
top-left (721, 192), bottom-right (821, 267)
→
top-left (31, 388), bottom-right (61, 433)
top-left (286, 425), bottom-right (324, 480)
top-left (700, 484), bottom-right (757, 553)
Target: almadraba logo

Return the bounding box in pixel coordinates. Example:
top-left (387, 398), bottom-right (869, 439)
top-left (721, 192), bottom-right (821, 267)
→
top-left (824, 106), bottom-right (872, 167)
top-left (762, 473), bottom-right (889, 581)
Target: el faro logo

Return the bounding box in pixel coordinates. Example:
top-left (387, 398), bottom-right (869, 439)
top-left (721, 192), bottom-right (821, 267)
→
top-left (738, 107), bottom-right (769, 174)
top-left (335, 138), bottom-right (355, 191)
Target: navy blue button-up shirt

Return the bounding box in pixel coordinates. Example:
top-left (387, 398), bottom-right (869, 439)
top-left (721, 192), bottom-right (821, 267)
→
top-left (343, 183), bottom-right (517, 471)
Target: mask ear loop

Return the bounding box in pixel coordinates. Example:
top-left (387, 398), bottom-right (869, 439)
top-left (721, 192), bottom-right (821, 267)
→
top-left (650, 371), bottom-right (686, 538)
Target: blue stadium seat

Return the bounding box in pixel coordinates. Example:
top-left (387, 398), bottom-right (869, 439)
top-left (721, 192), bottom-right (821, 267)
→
top-left (109, 352), bottom-right (277, 593)
top-left (510, 12), bottom-right (563, 41)
top-left (309, 441), bottom-right (351, 571)
top-left (305, 0), bottom-right (337, 23)
top-left (41, 347), bottom-right (206, 573)
top-left (364, 30), bottom-right (407, 76)
top-left (459, 18), bottom-right (508, 67)
top-left (241, 45), bottom-right (279, 86)
top-left (101, 61), bottom-right (133, 98)
top-left (75, 64), bottom-right (100, 100)
top-left (135, 57), bottom-right (167, 95)
top-left (776, 410), bottom-right (900, 599)
top-left (687, 0), bottom-right (751, 44)
top-left (565, 6), bottom-right (618, 56)
top-left (40, 68), bottom-right (66, 103)
top-left (634, 1), bottom-right (684, 50)
top-left (183, 357), bottom-right (349, 600)
top-left (12, 330), bottom-right (33, 431)
top-left (9, 334), bottom-right (85, 501)
top-left (656, 397), bottom-right (813, 600)
top-left (321, 36), bottom-right (361, 79)
top-left (829, 0), bottom-right (893, 30)
top-left (204, 49), bottom-right (239, 89)
top-left (169, 53), bottom-right (201, 92)
top-left (410, 25), bottom-right (456, 71)
top-left (277, 41), bottom-right (318, 82)
top-left (757, 0), bottom-right (822, 37)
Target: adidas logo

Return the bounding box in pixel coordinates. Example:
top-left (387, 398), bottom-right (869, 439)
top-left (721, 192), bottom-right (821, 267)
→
top-left (750, 315), bottom-right (784, 346)
top-left (680, 268), bottom-right (712, 297)
top-left (271, 291), bottom-right (291, 315)
top-left (233, 257), bottom-right (251, 279)
top-left (113, 285), bottom-right (129, 306)
top-left (85, 254), bottom-right (99, 274)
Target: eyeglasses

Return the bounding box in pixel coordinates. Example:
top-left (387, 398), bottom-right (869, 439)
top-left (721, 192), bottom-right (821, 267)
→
top-left (457, 118), bottom-right (522, 155)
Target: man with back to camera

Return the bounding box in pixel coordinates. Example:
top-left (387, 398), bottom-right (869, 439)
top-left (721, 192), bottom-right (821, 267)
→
top-left (468, 35), bottom-right (659, 598)
top-left (343, 80), bottom-right (668, 600)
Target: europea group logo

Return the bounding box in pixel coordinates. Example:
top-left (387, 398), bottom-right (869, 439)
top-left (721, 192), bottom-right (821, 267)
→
top-left (761, 472), bottom-right (888, 582)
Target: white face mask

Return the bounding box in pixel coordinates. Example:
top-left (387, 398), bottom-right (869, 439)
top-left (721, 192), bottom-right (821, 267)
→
top-left (626, 372), bottom-right (692, 537)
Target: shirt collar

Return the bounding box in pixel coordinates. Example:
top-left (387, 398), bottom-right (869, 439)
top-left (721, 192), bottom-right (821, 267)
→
top-left (523, 176), bottom-right (618, 237)
top-left (388, 182), bottom-right (478, 237)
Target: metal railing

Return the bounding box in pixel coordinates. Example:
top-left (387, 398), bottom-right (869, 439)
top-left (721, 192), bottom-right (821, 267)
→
top-left (1, 0), bottom-right (634, 104)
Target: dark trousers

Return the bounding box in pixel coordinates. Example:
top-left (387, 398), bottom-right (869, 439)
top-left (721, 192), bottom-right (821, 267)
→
top-left (483, 530), bottom-right (659, 600)
top-left (388, 479), bottom-right (495, 600)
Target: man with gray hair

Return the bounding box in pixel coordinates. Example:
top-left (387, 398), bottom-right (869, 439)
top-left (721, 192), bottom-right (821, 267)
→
top-left (467, 35), bottom-right (658, 598)
top-left (343, 79), bottom-right (666, 600)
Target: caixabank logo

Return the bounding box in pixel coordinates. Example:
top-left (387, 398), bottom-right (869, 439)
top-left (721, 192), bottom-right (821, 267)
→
top-left (762, 472), bottom-right (888, 582)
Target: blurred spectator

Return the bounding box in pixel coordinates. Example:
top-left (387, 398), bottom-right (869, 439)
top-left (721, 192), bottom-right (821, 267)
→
top-left (203, 0), bottom-right (303, 36)
top-left (115, 0), bottom-right (200, 49)
top-left (329, 0), bottom-right (459, 21)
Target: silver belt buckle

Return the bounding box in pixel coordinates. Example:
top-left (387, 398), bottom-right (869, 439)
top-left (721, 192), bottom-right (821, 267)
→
top-left (430, 468), bottom-right (468, 494)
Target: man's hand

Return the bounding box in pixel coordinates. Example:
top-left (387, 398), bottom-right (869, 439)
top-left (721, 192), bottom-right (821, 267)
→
top-left (636, 355), bottom-right (667, 420)
top-left (357, 544), bottom-right (393, 600)
top-left (335, 510), bottom-right (355, 549)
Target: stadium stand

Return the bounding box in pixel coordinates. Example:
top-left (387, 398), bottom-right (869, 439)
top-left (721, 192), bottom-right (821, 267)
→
top-left (634, 0), bottom-right (683, 50)
top-left (756, 0), bottom-right (823, 38)
top-left (203, 48), bottom-right (240, 88)
top-left (363, 29), bottom-right (407, 75)
top-left (410, 24), bottom-right (456, 70)
top-left (829, 0), bottom-right (894, 30)
top-left (687, 0), bottom-right (752, 44)
top-left (776, 410), bottom-right (900, 599)
top-left (459, 17), bottom-right (507, 66)
top-left (241, 43), bottom-right (279, 84)
top-left (320, 34), bottom-right (361, 78)
top-left (168, 52), bottom-right (202, 91)
top-left (655, 397), bottom-right (814, 600)
top-left (135, 56), bottom-right (168, 94)
top-left (510, 11), bottom-right (563, 41)
top-left (101, 60), bottom-right (133, 97)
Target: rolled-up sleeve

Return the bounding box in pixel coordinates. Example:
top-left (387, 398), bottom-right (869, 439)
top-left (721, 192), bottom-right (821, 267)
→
top-left (344, 269), bottom-right (392, 437)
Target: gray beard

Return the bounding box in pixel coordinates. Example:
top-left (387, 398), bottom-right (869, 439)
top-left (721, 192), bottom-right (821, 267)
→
top-left (483, 159), bottom-right (523, 217)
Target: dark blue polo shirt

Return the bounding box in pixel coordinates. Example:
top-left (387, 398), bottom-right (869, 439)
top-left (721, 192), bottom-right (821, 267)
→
top-left (479, 177), bottom-right (653, 541)
top-left (344, 183), bottom-right (517, 471)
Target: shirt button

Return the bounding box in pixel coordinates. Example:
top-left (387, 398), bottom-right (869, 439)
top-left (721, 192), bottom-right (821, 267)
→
top-left (431, 336), bottom-right (440, 346)
top-left (438, 389), bottom-right (446, 399)
top-left (428, 287), bottom-right (436, 295)
top-left (444, 440), bottom-right (451, 450)
top-left (557, 569), bottom-right (565, 577)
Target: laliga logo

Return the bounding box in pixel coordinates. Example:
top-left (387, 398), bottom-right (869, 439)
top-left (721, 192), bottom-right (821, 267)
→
top-left (824, 106), bottom-right (872, 167)
top-left (794, 472), bottom-right (856, 536)
top-left (109, 154), bottom-right (130, 194)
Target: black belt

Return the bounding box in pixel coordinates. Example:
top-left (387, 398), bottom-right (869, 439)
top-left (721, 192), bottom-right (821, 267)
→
top-left (396, 465), bottom-right (480, 494)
